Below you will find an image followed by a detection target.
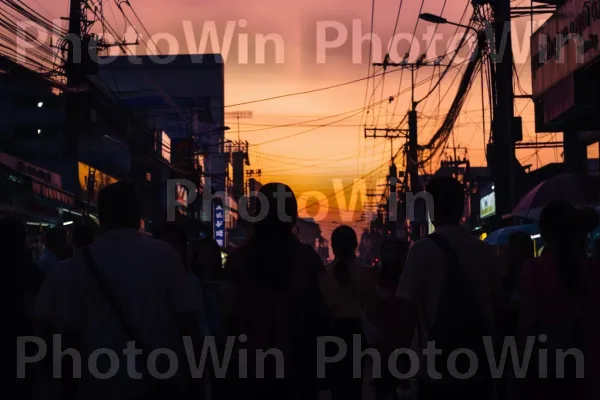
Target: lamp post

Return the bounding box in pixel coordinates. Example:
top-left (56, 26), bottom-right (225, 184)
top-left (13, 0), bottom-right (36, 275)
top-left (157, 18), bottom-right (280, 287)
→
top-left (419, 13), bottom-right (478, 35)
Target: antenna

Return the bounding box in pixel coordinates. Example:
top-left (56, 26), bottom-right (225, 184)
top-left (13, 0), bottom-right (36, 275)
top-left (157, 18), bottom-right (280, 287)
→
top-left (225, 111), bottom-right (253, 149)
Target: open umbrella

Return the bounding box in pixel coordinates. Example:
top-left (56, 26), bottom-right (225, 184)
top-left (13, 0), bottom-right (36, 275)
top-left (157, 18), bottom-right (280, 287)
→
top-left (484, 224), bottom-right (539, 246)
top-left (507, 173), bottom-right (600, 221)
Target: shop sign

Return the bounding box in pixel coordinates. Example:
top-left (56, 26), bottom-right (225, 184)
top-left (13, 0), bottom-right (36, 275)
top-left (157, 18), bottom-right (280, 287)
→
top-left (213, 203), bottom-right (225, 248)
top-left (78, 162), bottom-right (119, 205)
top-left (531, 0), bottom-right (600, 98)
top-left (0, 153), bottom-right (62, 188)
top-left (480, 192), bottom-right (496, 219)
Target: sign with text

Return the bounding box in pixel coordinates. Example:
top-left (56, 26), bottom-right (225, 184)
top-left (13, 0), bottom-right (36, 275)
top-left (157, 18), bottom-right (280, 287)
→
top-left (213, 203), bottom-right (225, 248)
top-left (0, 153), bottom-right (62, 188)
top-left (78, 162), bottom-right (119, 205)
top-left (531, 0), bottom-right (600, 98)
top-left (480, 192), bottom-right (496, 219)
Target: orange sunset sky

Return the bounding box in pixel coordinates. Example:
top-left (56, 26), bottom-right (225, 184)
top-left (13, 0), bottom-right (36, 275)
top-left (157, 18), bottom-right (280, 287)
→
top-left (27, 0), bottom-right (600, 239)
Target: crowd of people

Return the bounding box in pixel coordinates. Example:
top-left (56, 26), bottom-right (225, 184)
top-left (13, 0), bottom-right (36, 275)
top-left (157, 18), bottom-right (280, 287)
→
top-left (11, 177), bottom-right (600, 400)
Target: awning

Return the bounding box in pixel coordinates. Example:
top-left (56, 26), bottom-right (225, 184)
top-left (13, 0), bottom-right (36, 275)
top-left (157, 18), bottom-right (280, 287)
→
top-left (32, 181), bottom-right (74, 207)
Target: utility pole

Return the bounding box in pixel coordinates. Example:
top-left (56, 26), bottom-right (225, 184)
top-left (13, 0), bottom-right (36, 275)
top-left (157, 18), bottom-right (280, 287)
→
top-left (489, 0), bottom-right (517, 217)
top-left (65, 0), bottom-right (86, 203)
top-left (363, 128), bottom-right (408, 239)
top-left (372, 56), bottom-right (448, 242)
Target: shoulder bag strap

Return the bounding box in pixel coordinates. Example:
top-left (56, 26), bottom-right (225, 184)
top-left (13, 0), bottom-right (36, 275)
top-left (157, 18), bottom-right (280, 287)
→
top-left (81, 247), bottom-right (148, 357)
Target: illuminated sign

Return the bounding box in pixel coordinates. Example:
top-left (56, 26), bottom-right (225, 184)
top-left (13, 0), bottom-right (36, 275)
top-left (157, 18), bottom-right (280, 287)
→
top-left (176, 184), bottom-right (188, 206)
top-left (213, 203), bottom-right (225, 248)
top-left (480, 192), bottom-right (496, 219)
top-left (156, 131), bottom-right (171, 162)
top-left (531, 0), bottom-right (600, 98)
top-left (0, 153), bottom-right (62, 188)
top-left (175, 184), bottom-right (188, 216)
top-left (78, 162), bottom-right (119, 205)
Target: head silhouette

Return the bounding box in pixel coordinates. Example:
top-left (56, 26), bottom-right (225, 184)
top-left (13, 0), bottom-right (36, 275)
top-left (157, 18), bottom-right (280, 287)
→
top-left (331, 225), bottom-right (357, 259)
top-left (426, 176), bottom-right (465, 226)
top-left (331, 225), bottom-right (358, 287)
top-left (253, 182), bottom-right (298, 238)
top-left (98, 181), bottom-right (141, 231)
top-left (539, 200), bottom-right (579, 246)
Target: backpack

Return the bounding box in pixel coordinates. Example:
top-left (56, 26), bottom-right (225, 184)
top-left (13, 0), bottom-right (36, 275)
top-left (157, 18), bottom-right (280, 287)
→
top-left (423, 233), bottom-right (492, 381)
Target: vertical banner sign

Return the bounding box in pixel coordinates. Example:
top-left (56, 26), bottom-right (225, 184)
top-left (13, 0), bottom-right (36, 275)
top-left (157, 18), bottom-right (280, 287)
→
top-left (213, 203), bottom-right (225, 248)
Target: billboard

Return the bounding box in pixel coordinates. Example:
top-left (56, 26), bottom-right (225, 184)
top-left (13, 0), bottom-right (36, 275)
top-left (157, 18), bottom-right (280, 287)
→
top-left (531, 0), bottom-right (600, 98)
top-left (480, 192), bottom-right (496, 219)
top-left (78, 162), bottom-right (119, 205)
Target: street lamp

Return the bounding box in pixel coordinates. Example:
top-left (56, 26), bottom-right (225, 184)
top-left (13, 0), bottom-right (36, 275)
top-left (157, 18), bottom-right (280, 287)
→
top-left (419, 13), bottom-right (478, 35)
top-left (418, 13), bottom-right (448, 24)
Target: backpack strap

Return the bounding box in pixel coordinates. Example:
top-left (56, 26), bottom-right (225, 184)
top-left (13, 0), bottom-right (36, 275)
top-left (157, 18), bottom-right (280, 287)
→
top-left (427, 232), bottom-right (461, 275)
top-left (417, 233), bottom-right (464, 345)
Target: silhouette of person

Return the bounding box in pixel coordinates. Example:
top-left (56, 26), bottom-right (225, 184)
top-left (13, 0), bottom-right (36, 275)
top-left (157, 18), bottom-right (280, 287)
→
top-left (393, 176), bottom-right (500, 400)
top-left (369, 239), bottom-right (409, 400)
top-left (37, 227), bottom-right (68, 272)
top-left (4, 215), bottom-right (44, 400)
top-left (518, 200), bottom-right (600, 400)
top-left (320, 225), bottom-right (377, 400)
top-left (223, 182), bottom-right (329, 400)
top-left (34, 181), bottom-right (202, 400)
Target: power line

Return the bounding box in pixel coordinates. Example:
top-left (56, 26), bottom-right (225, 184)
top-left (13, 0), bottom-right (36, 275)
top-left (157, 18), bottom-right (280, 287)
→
top-left (246, 65), bottom-right (461, 147)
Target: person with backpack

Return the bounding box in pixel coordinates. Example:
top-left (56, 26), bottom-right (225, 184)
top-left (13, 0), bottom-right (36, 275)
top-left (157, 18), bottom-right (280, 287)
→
top-left (222, 182), bottom-right (330, 400)
top-left (392, 176), bottom-right (501, 400)
top-left (517, 200), bottom-right (600, 400)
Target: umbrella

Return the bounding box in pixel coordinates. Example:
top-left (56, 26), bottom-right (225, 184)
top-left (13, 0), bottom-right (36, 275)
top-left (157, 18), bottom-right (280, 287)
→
top-left (508, 173), bottom-right (599, 221)
top-left (484, 224), bottom-right (539, 246)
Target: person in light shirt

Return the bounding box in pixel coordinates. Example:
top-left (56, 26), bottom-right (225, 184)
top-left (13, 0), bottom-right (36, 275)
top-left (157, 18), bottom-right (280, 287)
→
top-left (34, 182), bottom-right (202, 400)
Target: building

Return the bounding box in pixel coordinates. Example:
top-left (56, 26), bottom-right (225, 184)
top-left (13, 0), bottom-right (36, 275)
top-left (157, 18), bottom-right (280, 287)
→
top-left (95, 54), bottom-right (230, 240)
top-left (531, 0), bottom-right (600, 174)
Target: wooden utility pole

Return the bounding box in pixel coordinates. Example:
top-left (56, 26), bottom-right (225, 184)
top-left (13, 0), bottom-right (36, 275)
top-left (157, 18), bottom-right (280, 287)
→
top-left (65, 0), bottom-right (86, 202)
top-left (371, 58), bottom-right (449, 242)
top-left (489, 0), bottom-right (517, 217)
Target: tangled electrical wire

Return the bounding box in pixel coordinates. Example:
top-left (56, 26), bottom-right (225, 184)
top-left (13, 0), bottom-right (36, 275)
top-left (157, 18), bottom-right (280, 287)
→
top-left (0, 0), bottom-right (66, 78)
top-left (418, 35), bottom-right (485, 165)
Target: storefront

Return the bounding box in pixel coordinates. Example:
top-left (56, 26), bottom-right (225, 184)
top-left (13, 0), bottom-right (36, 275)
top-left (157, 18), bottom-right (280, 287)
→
top-left (0, 153), bottom-right (76, 259)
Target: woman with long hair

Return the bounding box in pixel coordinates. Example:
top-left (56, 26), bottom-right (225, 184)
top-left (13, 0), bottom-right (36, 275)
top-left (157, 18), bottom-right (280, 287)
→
top-left (320, 225), bottom-right (377, 400)
top-left (517, 200), bottom-right (600, 400)
top-left (222, 183), bottom-right (330, 400)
